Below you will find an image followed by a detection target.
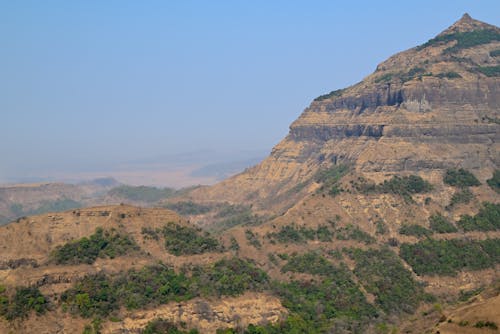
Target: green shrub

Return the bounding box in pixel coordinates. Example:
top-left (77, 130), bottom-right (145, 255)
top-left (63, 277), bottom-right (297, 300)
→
top-left (229, 237), bottom-right (239, 252)
top-left (61, 273), bottom-right (119, 317)
top-left (490, 49), bottom-right (500, 57)
top-left (474, 321), bottom-right (498, 329)
top-left (266, 224), bottom-right (333, 244)
top-left (163, 201), bottom-right (212, 215)
top-left (335, 224), bottom-right (375, 244)
top-left (401, 67), bottom-right (430, 82)
top-left (429, 214), bottom-right (457, 233)
top-left (443, 169), bottom-right (480, 187)
top-left (487, 170), bottom-right (500, 193)
top-left (142, 318), bottom-right (199, 334)
top-left (398, 224), bottom-right (433, 238)
top-left (436, 72), bottom-right (462, 79)
top-left (349, 248), bottom-right (425, 314)
top-left (0, 286), bottom-right (48, 320)
top-left (458, 287), bottom-right (484, 302)
top-left (163, 222), bottom-right (221, 255)
top-left (141, 227), bottom-right (160, 241)
top-left (375, 73), bottom-right (394, 83)
top-left (245, 230), bottom-right (262, 249)
top-left (477, 65), bottom-right (500, 77)
top-left (314, 88), bottom-right (345, 101)
top-left (354, 175), bottom-right (433, 201)
top-left (316, 164), bottom-right (350, 197)
top-left (448, 188), bottom-right (474, 208)
top-left (281, 252), bottom-right (337, 276)
top-left (62, 258), bottom-right (267, 318)
top-left (400, 238), bottom-right (500, 276)
top-left (109, 185), bottom-right (176, 203)
top-left (216, 315), bottom-right (323, 334)
top-left (418, 29), bottom-right (500, 53)
top-left (52, 228), bottom-right (139, 265)
top-left (192, 258), bottom-right (269, 297)
top-left (457, 202), bottom-right (500, 231)
top-left (375, 220), bottom-right (388, 235)
top-left (275, 272), bottom-right (377, 324)
top-left (213, 204), bottom-right (263, 231)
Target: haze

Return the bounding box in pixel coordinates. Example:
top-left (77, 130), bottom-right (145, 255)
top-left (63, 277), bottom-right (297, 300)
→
top-left (1, 1), bottom-right (499, 186)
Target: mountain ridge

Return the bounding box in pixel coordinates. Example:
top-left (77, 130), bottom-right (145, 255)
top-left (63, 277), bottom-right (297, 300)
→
top-left (184, 14), bottom-right (499, 215)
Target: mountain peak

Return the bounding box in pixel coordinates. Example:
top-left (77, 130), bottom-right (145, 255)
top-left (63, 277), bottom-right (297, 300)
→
top-left (438, 13), bottom-right (499, 36)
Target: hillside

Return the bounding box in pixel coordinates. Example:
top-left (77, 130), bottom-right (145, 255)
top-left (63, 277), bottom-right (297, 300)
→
top-left (0, 179), bottom-right (120, 225)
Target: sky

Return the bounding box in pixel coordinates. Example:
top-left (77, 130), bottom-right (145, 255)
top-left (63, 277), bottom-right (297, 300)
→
top-left (1, 1), bottom-right (499, 185)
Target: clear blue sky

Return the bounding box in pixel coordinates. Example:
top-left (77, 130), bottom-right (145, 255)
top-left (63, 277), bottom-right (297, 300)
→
top-left (1, 1), bottom-right (499, 181)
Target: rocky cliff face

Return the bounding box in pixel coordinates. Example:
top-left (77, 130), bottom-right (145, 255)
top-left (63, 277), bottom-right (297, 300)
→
top-left (189, 14), bottom-right (500, 211)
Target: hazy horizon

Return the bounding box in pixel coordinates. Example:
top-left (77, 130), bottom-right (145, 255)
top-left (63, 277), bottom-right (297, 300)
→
top-left (2, 1), bottom-right (499, 186)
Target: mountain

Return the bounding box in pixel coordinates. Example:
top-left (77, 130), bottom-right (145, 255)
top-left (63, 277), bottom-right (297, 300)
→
top-left (186, 13), bottom-right (499, 214)
top-left (0, 14), bottom-right (499, 334)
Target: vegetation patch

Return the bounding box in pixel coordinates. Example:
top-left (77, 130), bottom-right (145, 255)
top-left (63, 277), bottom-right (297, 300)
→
top-left (229, 236), bottom-right (239, 252)
top-left (212, 204), bottom-right (263, 231)
top-left (375, 220), bottom-right (388, 235)
top-left (429, 214), bottom-right (457, 233)
top-left (447, 188), bottom-right (474, 209)
top-left (354, 175), bottom-right (432, 201)
top-left (457, 202), bottom-right (500, 231)
top-left (316, 164), bottom-right (350, 196)
top-left (374, 73), bottom-right (394, 83)
top-left (400, 238), bottom-right (500, 276)
top-left (487, 170), bottom-right (500, 193)
top-left (162, 222), bottom-right (221, 255)
top-left (245, 229), bottom-right (262, 249)
top-left (335, 224), bottom-right (375, 244)
top-left (0, 286), bottom-right (48, 320)
top-left (436, 71), bottom-right (462, 79)
top-left (274, 274), bottom-right (377, 330)
top-left (400, 67), bottom-right (432, 82)
top-left (444, 168), bottom-right (480, 187)
top-left (142, 318), bottom-right (199, 334)
top-left (163, 201), bottom-right (212, 215)
top-left (192, 258), bottom-right (269, 297)
top-left (398, 224), bottom-right (433, 238)
top-left (267, 224), bottom-right (333, 244)
top-left (314, 88), bottom-right (345, 102)
top-left (490, 49), bottom-right (500, 57)
top-left (436, 72), bottom-right (462, 79)
top-left (474, 320), bottom-right (498, 329)
top-left (162, 222), bottom-right (222, 256)
top-left (281, 252), bottom-right (337, 276)
top-left (141, 227), bottom-right (160, 241)
top-left (61, 258), bottom-right (268, 318)
top-left (348, 248), bottom-right (425, 314)
top-left (477, 65), bottom-right (500, 77)
top-left (417, 29), bottom-right (500, 53)
top-left (52, 228), bottom-right (139, 265)
top-left (108, 185), bottom-right (176, 203)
